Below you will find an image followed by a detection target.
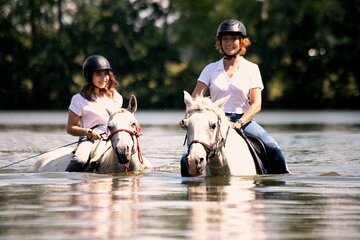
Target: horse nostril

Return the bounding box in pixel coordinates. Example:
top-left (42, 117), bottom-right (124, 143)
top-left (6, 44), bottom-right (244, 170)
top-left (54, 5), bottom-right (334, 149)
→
top-left (195, 158), bottom-right (204, 166)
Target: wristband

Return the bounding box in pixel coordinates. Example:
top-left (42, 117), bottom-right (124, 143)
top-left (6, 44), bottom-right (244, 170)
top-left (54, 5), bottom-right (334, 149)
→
top-left (238, 120), bottom-right (244, 127)
top-left (87, 128), bottom-right (93, 139)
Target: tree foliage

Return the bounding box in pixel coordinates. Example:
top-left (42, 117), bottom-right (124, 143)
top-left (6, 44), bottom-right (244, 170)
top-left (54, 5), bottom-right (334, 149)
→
top-left (0, 0), bottom-right (358, 109)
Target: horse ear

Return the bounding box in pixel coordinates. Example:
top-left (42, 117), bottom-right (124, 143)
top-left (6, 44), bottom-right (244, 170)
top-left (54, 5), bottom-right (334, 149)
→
top-left (183, 91), bottom-right (194, 109)
top-left (127, 95), bottom-right (137, 113)
top-left (213, 95), bottom-right (230, 109)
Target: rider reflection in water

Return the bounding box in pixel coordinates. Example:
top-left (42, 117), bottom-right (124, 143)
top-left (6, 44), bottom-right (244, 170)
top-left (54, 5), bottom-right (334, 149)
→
top-left (185, 19), bottom-right (290, 175)
top-left (65, 55), bottom-right (123, 172)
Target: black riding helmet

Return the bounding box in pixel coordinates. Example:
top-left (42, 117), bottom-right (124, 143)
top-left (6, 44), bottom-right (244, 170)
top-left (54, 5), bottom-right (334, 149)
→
top-left (82, 55), bottom-right (112, 82)
top-left (216, 19), bottom-right (247, 59)
top-left (216, 19), bottom-right (247, 39)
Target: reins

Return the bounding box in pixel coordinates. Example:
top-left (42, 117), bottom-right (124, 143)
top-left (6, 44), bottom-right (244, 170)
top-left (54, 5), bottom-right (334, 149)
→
top-left (0, 124), bottom-right (109, 170)
top-left (0, 141), bottom-right (78, 170)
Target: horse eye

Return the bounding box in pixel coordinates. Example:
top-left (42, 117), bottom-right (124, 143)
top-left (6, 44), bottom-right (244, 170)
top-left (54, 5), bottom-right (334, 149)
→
top-left (179, 120), bottom-right (187, 130)
top-left (210, 123), bottom-right (216, 129)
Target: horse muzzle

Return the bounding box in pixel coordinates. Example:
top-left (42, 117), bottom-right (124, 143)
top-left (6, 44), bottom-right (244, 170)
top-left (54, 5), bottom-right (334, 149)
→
top-left (115, 146), bottom-right (131, 164)
top-left (187, 153), bottom-right (206, 176)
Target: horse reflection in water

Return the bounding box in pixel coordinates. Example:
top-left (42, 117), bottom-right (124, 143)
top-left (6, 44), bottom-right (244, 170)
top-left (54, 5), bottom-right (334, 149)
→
top-left (34, 95), bottom-right (152, 173)
top-left (180, 91), bottom-right (257, 177)
top-left (186, 177), bottom-right (265, 239)
top-left (34, 176), bottom-right (142, 239)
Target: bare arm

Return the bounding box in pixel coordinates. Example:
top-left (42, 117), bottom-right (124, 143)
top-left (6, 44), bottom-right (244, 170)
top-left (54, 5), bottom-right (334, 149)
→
top-left (66, 110), bottom-right (101, 140)
top-left (191, 81), bottom-right (209, 98)
top-left (233, 88), bottom-right (262, 128)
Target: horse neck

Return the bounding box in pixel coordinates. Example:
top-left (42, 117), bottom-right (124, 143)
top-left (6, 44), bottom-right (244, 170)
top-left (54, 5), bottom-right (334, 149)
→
top-left (221, 128), bottom-right (257, 176)
top-left (126, 151), bottom-right (144, 171)
top-left (202, 117), bottom-right (231, 176)
top-left (96, 148), bottom-right (120, 173)
top-left (206, 151), bottom-right (231, 176)
top-left (205, 132), bottom-right (232, 176)
top-left (206, 127), bottom-right (253, 176)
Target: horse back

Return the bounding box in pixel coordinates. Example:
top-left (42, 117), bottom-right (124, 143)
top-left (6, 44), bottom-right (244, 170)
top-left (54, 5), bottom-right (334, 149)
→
top-left (33, 147), bottom-right (73, 172)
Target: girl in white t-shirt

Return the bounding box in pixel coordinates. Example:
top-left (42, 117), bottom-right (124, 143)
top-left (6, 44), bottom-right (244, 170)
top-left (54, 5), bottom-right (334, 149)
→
top-left (65, 55), bottom-right (123, 172)
top-left (183, 20), bottom-right (289, 175)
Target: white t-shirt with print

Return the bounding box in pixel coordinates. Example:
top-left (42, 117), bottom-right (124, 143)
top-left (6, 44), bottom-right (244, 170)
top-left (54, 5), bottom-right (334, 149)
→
top-left (69, 91), bottom-right (123, 134)
top-left (198, 56), bottom-right (264, 114)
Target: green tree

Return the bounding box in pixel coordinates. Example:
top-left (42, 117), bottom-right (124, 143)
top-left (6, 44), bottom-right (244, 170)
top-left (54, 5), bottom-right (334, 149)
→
top-left (0, 0), bottom-right (359, 110)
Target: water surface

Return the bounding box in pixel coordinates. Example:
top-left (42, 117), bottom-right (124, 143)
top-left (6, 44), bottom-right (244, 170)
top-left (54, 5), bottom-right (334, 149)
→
top-left (0, 110), bottom-right (359, 240)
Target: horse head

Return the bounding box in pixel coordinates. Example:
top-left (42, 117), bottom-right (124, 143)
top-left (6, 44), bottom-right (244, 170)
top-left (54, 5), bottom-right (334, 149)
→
top-left (107, 95), bottom-right (143, 166)
top-left (180, 91), bottom-right (229, 176)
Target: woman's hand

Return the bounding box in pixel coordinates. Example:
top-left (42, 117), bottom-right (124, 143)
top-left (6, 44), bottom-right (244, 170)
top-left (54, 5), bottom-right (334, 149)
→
top-left (231, 119), bottom-right (244, 129)
top-left (86, 129), bottom-right (102, 140)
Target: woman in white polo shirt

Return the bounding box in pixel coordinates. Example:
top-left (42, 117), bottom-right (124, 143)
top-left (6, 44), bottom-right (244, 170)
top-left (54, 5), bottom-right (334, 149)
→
top-left (65, 55), bottom-right (123, 171)
top-left (189, 19), bottom-right (289, 174)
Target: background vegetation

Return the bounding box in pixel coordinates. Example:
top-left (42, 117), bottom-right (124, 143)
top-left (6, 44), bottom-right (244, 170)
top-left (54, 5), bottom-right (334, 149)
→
top-left (0, 0), bottom-right (359, 110)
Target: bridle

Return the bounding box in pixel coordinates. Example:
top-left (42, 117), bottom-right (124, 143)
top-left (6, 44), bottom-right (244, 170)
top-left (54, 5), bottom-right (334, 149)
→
top-left (182, 115), bottom-right (229, 160)
top-left (105, 127), bottom-right (144, 166)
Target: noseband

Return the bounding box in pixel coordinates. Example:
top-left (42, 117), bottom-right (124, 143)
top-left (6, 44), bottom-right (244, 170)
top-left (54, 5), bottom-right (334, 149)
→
top-left (188, 139), bottom-right (225, 159)
top-left (106, 128), bottom-right (144, 165)
top-left (184, 117), bottom-right (229, 159)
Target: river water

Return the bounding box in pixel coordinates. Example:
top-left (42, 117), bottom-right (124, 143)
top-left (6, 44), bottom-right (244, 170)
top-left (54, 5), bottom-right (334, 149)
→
top-left (0, 110), bottom-right (359, 240)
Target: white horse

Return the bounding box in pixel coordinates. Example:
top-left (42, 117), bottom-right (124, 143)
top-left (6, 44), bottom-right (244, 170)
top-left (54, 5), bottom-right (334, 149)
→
top-left (180, 91), bottom-right (266, 177)
top-left (34, 95), bottom-right (153, 174)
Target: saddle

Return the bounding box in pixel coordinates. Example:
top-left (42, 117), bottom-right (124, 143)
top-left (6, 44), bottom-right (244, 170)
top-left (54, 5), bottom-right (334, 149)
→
top-left (235, 128), bottom-right (270, 175)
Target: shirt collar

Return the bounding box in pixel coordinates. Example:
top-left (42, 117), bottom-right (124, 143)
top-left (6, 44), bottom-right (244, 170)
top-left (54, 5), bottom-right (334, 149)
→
top-left (215, 56), bottom-right (244, 71)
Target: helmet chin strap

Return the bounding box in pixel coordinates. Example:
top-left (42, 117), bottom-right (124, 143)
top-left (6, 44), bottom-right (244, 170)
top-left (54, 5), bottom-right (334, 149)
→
top-left (222, 49), bottom-right (240, 60)
top-left (223, 52), bottom-right (237, 60)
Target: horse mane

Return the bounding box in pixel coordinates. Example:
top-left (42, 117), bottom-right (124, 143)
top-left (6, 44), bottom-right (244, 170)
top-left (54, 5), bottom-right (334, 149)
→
top-left (185, 96), bottom-right (226, 119)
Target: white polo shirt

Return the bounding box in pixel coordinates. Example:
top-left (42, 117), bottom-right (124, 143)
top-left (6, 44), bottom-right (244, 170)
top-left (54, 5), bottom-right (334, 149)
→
top-left (69, 91), bottom-right (123, 133)
top-left (198, 57), bottom-right (264, 114)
